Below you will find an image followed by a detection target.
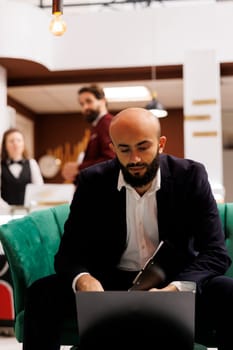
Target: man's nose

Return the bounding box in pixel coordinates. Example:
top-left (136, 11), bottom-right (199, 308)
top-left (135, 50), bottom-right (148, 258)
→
top-left (129, 151), bottom-right (141, 163)
top-left (82, 105), bottom-right (88, 111)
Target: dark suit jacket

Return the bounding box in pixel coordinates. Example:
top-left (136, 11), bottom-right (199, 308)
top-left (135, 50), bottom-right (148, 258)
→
top-left (54, 154), bottom-right (231, 293)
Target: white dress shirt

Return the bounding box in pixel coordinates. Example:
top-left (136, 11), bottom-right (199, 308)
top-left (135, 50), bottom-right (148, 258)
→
top-left (117, 170), bottom-right (160, 271)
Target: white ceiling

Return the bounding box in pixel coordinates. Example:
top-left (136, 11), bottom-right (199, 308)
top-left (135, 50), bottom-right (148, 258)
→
top-left (7, 79), bottom-right (184, 114)
top-left (6, 0), bottom-right (233, 115)
top-left (7, 76), bottom-right (233, 115)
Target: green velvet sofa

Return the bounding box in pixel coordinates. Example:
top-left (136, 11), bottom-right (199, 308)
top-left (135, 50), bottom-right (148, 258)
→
top-left (0, 202), bottom-right (233, 349)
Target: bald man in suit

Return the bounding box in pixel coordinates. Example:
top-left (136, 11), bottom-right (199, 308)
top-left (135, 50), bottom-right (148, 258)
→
top-left (24, 107), bottom-right (233, 350)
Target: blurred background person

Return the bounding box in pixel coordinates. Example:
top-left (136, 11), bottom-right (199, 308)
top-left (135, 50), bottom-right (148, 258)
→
top-left (0, 127), bottom-right (44, 208)
top-left (62, 84), bottom-right (115, 185)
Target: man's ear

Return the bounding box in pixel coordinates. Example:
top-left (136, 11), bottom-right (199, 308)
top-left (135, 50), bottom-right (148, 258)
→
top-left (158, 136), bottom-right (167, 154)
top-left (109, 142), bottom-right (116, 153)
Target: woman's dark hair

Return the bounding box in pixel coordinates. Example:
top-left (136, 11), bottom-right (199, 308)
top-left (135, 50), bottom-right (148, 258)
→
top-left (1, 128), bottom-right (28, 161)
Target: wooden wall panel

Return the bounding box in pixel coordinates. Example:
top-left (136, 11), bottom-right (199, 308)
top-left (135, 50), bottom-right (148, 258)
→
top-left (34, 108), bottom-right (184, 183)
top-left (160, 108), bottom-right (184, 159)
top-left (35, 113), bottom-right (90, 183)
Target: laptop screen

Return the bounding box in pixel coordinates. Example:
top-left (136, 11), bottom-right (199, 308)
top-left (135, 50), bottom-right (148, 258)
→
top-left (75, 290), bottom-right (195, 349)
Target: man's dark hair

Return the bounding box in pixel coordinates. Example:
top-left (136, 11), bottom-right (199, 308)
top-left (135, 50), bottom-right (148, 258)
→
top-left (78, 84), bottom-right (105, 100)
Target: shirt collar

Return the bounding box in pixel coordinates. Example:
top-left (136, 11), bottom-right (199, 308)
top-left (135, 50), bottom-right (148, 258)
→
top-left (117, 167), bottom-right (161, 193)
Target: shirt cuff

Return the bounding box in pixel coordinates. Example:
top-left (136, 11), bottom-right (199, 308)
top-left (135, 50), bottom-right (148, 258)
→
top-left (170, 281), bottom-right (196, 292)
top-left (72, 272), bottom-right (90, 293)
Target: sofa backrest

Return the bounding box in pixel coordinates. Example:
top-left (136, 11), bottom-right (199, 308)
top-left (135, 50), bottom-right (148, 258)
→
top-left (217, 202), bottom-right (233, 277)
top-left (0, 203), bottom-right (70, 316)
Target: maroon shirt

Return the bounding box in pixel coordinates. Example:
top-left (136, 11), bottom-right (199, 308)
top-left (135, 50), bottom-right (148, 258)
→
top-left (78, 113), bottom-right (115, 171)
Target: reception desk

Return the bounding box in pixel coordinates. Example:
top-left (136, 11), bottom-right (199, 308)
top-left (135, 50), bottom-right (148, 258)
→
top-left (0, 206), bottom-right (28, 227)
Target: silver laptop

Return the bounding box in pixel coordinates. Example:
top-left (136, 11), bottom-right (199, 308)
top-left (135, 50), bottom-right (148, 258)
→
top-left (75, 290), bottom-right (195, 349)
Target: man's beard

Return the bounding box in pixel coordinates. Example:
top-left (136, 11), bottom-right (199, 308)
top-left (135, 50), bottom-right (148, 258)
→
top-left (84, 110), bottom-right (99, 123)
top-left (119, 153), bottom-right (160, 188)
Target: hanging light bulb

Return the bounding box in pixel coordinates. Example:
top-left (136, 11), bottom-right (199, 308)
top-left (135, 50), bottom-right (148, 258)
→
top-left (49, 0), bottom-right (67, 36)
top-left (145, 66), bottom-right (168, 118)
top-left (49, 13), bottom-right (67, 36)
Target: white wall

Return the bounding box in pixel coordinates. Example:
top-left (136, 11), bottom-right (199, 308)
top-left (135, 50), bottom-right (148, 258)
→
top-left (222, 111), bottom-right (233, 201)
top-left (1, 2), bottom-right (233, 71)
top-left (0, 66), bottom-right (8, 141)
top-left (0, 1), bottom-right (52, 68)
top-left (223, 150), bottom-right (233, 202)
top-left (50, 2), bottom-right (233, 70)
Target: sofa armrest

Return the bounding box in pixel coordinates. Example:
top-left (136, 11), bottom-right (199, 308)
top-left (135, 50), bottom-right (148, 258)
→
top-left (0, 207), bottom-right (65, 317)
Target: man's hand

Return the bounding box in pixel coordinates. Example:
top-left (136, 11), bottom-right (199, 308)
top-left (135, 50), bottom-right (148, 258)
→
top-left (75, 274), bottom-right (104, 292)
top-left (61, 162), bottom-right (79, 182)
top-left (149, 284), bottom-right (178, 292)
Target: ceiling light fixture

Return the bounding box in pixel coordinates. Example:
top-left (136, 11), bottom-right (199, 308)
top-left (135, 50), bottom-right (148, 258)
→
top-left (145, 65), bottom-right (168, 118)
top-left (104, 86), bottom-right (150, 101)
top-left (49, 0), bottom-right (67, 36)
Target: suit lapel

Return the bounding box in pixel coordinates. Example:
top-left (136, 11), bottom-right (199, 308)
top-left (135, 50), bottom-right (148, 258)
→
top-left (157, 160), bottom-right (175, 241)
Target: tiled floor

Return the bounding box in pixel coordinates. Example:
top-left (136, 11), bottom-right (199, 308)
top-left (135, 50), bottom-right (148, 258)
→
top-left (0, 334), bottom-right (72, 350)
top-left (0, 335), bottom-right (21, 350)
top-left (0, 335), bottom-right (218, 350)
top-left (0, 327), bottom-right (218, 350)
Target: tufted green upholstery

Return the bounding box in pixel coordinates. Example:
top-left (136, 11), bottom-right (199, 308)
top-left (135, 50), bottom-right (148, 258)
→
top-left (0, 202), bottom-right (233, 348)
top-left (0, 204), bottom-right (79, 346)
top-left (219, 203), bottom-right (233, 277)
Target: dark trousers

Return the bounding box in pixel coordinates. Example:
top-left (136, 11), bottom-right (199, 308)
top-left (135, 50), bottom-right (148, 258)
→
top-left (23, 270), bottom-right (138, 350)
top-left (194, 275), bottom-right (233, 350)
top-left (23, 273), bottom-right (233, 350)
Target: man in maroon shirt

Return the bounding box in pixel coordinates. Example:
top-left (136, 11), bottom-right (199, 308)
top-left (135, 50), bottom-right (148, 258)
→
top-left (62, 84), bottom-right (115, 185)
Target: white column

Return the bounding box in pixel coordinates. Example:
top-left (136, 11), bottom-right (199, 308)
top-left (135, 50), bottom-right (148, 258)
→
top-left (183, 49), bottom-right (224, 202)
top-left (0, 65), bottom-right (8, 141)
top-left (0, 66), bottom-right (16, 143)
